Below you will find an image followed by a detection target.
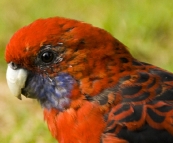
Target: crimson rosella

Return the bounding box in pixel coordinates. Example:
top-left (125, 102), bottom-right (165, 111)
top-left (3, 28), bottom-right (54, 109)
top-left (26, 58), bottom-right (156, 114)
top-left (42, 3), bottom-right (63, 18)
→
top-left (5, 17), bottom-right (173, 143)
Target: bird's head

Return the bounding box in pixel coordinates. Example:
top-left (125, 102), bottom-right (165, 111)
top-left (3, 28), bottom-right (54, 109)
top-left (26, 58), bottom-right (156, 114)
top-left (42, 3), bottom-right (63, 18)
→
top-left (5, 17), bottom-right (132, 111)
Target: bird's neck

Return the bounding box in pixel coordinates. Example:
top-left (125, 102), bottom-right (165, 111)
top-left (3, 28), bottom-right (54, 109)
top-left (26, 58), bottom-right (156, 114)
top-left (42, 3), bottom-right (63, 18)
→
top-left (44, 100), bottom-right (106, 143)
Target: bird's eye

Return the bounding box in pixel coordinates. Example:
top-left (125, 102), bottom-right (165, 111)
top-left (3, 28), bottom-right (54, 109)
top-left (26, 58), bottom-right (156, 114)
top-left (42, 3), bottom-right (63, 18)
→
top-left (41, 51), bottom-right (54, 63)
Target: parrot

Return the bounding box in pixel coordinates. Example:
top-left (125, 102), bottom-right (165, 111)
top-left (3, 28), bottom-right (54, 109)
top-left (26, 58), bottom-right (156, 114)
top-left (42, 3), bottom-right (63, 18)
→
top-left (5, 17), bottom-right (173, 143)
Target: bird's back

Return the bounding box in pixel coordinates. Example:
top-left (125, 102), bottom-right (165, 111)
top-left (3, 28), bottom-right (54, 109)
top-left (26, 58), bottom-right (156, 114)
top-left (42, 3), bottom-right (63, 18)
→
top-left (103, 60), bottom-right (173, 143)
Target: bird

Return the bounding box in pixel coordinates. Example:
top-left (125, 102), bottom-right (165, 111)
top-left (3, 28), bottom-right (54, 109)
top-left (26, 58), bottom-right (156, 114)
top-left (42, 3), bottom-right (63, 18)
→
top-left (5, 17), bottom-right (173, 143)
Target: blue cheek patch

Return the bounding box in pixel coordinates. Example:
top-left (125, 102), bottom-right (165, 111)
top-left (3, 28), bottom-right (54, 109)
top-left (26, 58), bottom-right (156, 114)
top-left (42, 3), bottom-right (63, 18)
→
top-left (24, 72), bottom-right (75, 111)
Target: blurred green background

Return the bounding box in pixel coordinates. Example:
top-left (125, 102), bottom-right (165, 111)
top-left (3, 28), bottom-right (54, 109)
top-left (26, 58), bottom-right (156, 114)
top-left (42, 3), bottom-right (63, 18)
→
top-left (0, 0), bottom-right (173, 143)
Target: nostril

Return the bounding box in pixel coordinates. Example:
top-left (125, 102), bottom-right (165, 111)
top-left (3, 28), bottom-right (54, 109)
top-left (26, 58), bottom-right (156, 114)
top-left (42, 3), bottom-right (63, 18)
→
top-left (10, 62), bottom-right (19, 70)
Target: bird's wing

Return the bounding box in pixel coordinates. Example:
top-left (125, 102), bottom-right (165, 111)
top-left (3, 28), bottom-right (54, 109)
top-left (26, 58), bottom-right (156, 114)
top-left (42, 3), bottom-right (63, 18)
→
top-left (103, 61), bottom-right (173, 143)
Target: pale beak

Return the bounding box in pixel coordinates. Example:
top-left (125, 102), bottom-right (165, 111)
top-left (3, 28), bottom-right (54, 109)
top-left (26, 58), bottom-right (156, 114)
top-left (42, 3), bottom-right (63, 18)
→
top-left (6, 63), bottom-right (28, 100)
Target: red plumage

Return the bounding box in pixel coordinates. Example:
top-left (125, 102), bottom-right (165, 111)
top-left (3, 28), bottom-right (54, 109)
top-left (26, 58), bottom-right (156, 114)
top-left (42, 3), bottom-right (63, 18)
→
top-left (5, 17), bottom-right (173, 143)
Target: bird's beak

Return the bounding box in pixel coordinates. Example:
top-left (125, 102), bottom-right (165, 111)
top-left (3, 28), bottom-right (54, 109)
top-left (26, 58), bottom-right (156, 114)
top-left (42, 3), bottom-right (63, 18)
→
top-left (6, 63), bottom-right (28, 100)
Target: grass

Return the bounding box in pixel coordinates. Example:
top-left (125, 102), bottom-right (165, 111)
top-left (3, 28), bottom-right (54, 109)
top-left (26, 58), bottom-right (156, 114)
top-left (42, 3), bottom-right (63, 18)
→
top-left (0, 0), bottom-right (173, 143)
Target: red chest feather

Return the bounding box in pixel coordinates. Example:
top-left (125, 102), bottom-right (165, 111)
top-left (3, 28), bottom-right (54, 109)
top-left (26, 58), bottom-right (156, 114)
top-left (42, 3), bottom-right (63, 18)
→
top-left (44, 101), bottom-right (106, 143)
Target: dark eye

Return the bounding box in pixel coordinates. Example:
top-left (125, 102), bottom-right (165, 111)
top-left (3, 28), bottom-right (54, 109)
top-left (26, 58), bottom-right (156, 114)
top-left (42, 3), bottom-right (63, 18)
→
top-left (41, 51), bottom-right (54, 63)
